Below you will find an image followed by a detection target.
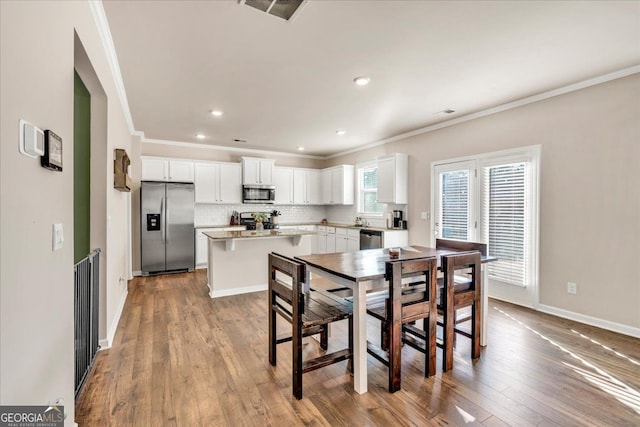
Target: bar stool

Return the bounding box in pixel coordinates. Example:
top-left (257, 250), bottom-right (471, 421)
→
top-left (366, 257), bottom-right (438, 392)
top-left (437, 251), bottom-right (482, 372)
top-left (268, 252), bottom-right (353, 399)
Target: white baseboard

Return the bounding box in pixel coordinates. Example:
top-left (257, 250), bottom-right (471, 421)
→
top-left (537, 303), bottom-right (640, 339)
top-left (132, 270), bottom-right (142, 277)
top-left (209, 283), bottom-right (267, 299)
top-left (98, 338), bottom-right (110, 350)
top-left (103, 289), bottom-right (129, 348)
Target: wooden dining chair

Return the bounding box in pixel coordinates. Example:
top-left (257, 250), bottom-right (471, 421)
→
top-left (268, 252), bottom-right (353, 400)
top-left (365, 257), bottom-right (438, 393)
top-left (437, 251), bottom-right (482, 372)
top-left (436, 238), bottom-right (487, 256)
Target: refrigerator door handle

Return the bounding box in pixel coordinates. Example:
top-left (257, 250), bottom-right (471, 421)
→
top-left (160, 196), bottom-right (166, 243)
top-left (164, 195), bottom-right (169, 243)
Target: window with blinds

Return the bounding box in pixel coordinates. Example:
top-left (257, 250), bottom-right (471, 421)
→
top-left (441, 170), bottom-right (469, 240)
top-left (482, 163), bottom-right (526, 286)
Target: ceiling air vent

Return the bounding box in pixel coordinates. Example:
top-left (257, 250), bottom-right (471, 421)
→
top-left (240, 0), bottom-right (308, 21)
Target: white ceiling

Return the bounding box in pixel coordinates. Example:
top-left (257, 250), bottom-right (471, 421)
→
top-left (102, 0), bottom-right (640, 157)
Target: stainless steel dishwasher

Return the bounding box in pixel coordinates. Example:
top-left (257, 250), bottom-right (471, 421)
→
top-left (360, 229), bottom-right (383, 250)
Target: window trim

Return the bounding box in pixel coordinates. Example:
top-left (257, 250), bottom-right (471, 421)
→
top-left (430, 145), bottom-right (541, 306)
top-left (356, 160), bottom-right (384, 217)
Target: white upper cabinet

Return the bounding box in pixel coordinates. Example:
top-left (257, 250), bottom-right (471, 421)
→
top-left (195, 163), bottom-right (218, 203)
top-left (293, 168), bottom-right (320, 204)
top-left (218, 163), bottom-right (242, 203)
top-left (141, 157), bottom-right (195, 183)
top-left (194, 162), bottom-right (242, 204)
top-left (242, 157), bottom-right (274, 185)
top-left (273, 167), bottom-right (294, 205)
top-left (321, 165), bottom-right (354, 205)
top-left (376, 153), bottom-right (408, 204)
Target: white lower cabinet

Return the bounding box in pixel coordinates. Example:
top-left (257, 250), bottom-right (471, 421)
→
top-left (383, 230), bottom-right (409, 248)
top-left (196, 229), bottom-right (211, 267)
top-left (347, 229), bottom-right (360, 252)
top-left (315, 226), bottom-right (360, 253)
top-left (335, 227), bottom-right (360, 253)
top-left (326, 227), bottom-right (336, 253)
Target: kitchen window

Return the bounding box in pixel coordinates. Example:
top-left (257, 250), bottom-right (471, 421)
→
top-left (357, 162), bottom-right (383, 216)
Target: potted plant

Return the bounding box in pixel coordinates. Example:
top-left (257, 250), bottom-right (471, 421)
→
top-left (270, 209), bottom-right (281, 225)
top-left (252, 212), bottom-right (268, 231)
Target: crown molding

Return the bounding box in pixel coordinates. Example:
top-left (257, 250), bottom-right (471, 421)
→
top-left (88, 0), bottom-right (136, 135)
top-left (142, 138), bottom-right (325, 159)
top-left (89, 0), bottom-right (638, 160)
top-left (327, 65), bottom-right (640, 159)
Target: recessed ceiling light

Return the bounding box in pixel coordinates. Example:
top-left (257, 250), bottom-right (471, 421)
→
top-left (353, 76), bottom-right (371, 86)
top-left (210, 110), bottom-right (224, 117)
top-left (297, 146), bottom-right (305, 151)
top-left (336, 130), bottom-right (346, 136)
top-left (196, 133), bottom-right (206, 139)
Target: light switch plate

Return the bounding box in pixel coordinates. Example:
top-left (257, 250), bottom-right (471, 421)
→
top-left (52, 223), bottom-right (64, 251)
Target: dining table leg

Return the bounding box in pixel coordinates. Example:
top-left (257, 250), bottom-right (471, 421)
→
top-left (351, 280), bottom-right (368, 394)
top-left (303, 267), bottom-right (368, 394)
top-left (481, 266), bottom-right (488, 347)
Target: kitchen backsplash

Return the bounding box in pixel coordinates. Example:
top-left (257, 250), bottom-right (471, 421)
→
top-left (326, 204), bottom-right (408, 229)
top-left (196, 203), bottom-right (408, 228)
top-left (195, 203), bottom-right (327, 226)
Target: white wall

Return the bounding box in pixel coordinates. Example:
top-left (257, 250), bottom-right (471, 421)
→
top-left (327, 74), bottom-right (640, 333)
top-left (1, 1), bottom-right (132, 423)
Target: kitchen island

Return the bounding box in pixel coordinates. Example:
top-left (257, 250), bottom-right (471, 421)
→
top-left (204, 229), bottom-right (315, 298)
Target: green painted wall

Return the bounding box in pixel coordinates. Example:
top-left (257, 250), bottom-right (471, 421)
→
top-left (74, 71), bottom-right (90, 263)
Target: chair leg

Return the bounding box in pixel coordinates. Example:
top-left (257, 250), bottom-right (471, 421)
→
top-left (381, 320), bottom-right (389, 351)
top-left (423, 316), bottom-right (437, 377)
top-left (471, 300), bottom-right (481, 360)
top-left (320, 325), bottom-right (328, 350)
top-left (269, 294), bottom-right (277, 366)
top-left (347, 316), bottom-right (354, 373)
top-left (292, 315), bottom-right (303, 400)
top-left (443, 303), bottom-right (455, 373)
top-left (388, 318), bottom-right (402, 393)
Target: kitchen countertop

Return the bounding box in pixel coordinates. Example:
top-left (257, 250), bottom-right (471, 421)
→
top-left (195, 224), bottom-right (246, 229)
top-left (196, 222), bottom-right (404, 233)
top-left (204, 228), bottom-right (316, 251)
top-left (204, 229), bottom-right (315, 240)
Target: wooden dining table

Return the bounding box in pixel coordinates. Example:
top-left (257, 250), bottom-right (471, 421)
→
top-left (295, 245), bottom-right (496, 394)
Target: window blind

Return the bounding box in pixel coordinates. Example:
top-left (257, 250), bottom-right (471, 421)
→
top-left (482, 163), bottom-right (526, 286)
top-left (441, 170), bottom-right (469, 240)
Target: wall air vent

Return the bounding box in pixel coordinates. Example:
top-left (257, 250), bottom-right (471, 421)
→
top-left (240, 0), bottom-right (308, 22)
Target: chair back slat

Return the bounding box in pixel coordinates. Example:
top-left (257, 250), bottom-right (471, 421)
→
top-left (436, 238), bottom-right (487, 256)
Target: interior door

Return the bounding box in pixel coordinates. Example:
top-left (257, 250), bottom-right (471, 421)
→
top-left (433, 160), bottom-right (478, 243)
top-left (141, 182), bottom-right (166, 273)
top-left (165, 183), bottom-right (195, 271)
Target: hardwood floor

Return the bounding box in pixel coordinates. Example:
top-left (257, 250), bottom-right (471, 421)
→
top-left (75, 270), bottom-right (640, 426)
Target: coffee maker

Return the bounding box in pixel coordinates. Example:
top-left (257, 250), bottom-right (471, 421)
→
top-left (393, 210), bottom-right (404, 229)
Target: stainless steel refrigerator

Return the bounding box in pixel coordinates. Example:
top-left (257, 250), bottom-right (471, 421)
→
top-left (141, 181), bottom-right (195, 275)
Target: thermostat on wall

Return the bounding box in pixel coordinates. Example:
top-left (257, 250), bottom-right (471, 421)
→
top-left (19, 119), bottom-right (45, 158)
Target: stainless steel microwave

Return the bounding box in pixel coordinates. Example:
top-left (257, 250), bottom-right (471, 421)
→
top-left (242, 185), bottom-right (275, 204)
